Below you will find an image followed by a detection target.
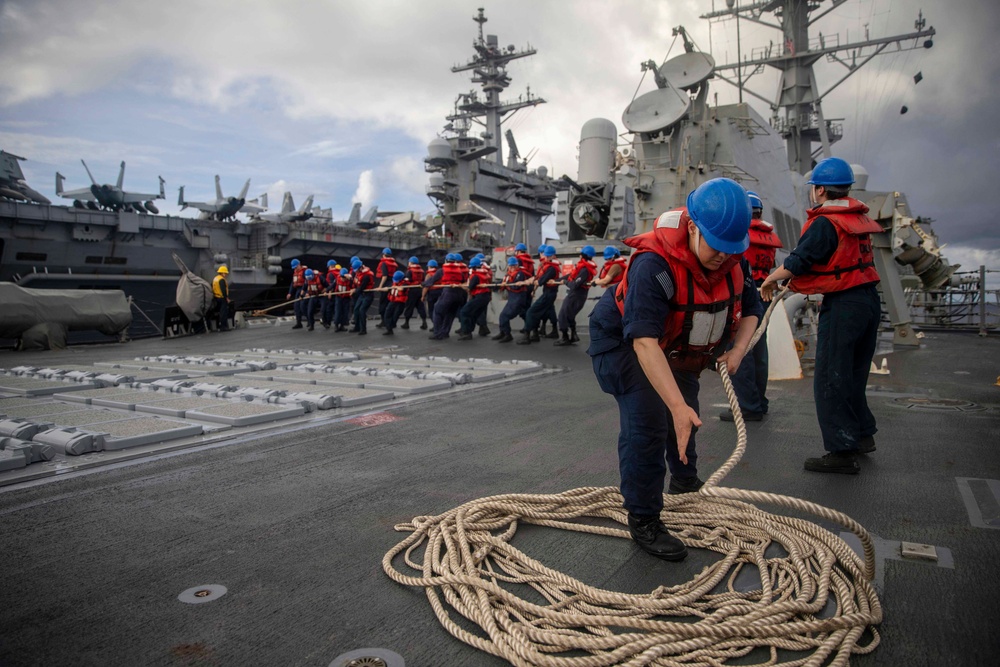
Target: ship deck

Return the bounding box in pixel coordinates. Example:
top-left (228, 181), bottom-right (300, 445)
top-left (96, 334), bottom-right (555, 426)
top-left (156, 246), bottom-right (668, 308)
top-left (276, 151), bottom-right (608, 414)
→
top-left (1, 322), bottom-right (998, 666)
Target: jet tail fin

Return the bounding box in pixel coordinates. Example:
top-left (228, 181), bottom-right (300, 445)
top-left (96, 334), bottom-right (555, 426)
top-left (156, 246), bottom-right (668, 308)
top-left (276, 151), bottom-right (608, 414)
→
top-left (215, 175), bottom-right (223, 201)
top-left (362, 206), bottom-right (378, 224)
top-left (178, 185), bottom-right (186, 208)
top-left (116, 161), bottom-right (125, 190)
top-left (81, 160), bottom-right (98, 185)
top-left (158, 176), bottom-right (165, 199)
top-left (237, 178), bottom-right (251, 200)
top-left (298, 195), bottom-right (314, 214)
top-left (281, 192), bottom-right (294, 213)
top-left (55, 172), bottom-right (65, 196)
top-left (347, 202), bottom-right (361, 223)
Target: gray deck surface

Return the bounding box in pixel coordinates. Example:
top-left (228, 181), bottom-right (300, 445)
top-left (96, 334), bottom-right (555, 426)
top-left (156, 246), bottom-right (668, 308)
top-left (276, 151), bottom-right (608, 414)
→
top-left (1, 325), bottom-right (998, 666)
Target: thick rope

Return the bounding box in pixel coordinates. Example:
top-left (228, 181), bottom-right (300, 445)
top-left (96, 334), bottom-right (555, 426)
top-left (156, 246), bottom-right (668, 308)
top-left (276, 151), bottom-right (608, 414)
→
top-left (382, 288), bottom-right (882, 666)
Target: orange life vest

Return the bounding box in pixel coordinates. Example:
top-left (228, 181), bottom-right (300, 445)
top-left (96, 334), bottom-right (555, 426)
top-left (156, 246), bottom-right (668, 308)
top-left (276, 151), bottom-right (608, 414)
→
top-left (599, 257), bottom-right (628, 285)
top-left (788, 198), bottom-right (882, 295)
top-left (745, 219), bottom-right (783, 282)
top-left (441, 261), bottom-right (464, 285)
top-left (568, 258), bottom-right (598, 287)
top-left (291, 265), bottom-right (306, 287)
top-left (388, 281), bottom-right (408, 303)
top-left (516, 252), bottom-right (535, 275)
top-left (303, 275), bottom-right (323, 297)
top-left (334, 273), bottom-right (353, 297)
top-left (376, 257), bottom-right (398, 280)
top-left (407, 265), bottom-right (425, 284)
top-left (353, 265), bottom-right (374, 290)
top-left (469, 267), bottom-right (493, 296)
top-left (614, 207), bottom-right (744, 373)
top-left (504, 266), bottom-right (529, 293)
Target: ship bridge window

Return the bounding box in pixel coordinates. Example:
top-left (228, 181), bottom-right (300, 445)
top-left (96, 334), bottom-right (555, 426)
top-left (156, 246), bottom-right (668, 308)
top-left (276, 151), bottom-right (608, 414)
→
top-left (15, 252), bottom-right (47, 261)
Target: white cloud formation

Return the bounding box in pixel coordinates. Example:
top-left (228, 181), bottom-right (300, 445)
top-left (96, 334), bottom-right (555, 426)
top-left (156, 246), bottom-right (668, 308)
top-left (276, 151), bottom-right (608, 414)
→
top-left (352, 169), bottom-right (377, 209)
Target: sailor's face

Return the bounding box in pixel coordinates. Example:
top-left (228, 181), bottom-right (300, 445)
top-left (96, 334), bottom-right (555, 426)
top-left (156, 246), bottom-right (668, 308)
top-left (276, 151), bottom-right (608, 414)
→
top-left (689, 222), bottom-right (729, 271)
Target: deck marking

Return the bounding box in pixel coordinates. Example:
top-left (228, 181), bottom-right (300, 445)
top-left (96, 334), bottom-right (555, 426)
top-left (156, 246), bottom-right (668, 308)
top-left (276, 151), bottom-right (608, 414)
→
top-left (345, 412), bottom-right (402, 427)
top-left (956, 477), bottom-right (1000, 529)
top-left (178, 584), bottom-right (227, 604)
top-left (838, 531), bottom-right (954, 592)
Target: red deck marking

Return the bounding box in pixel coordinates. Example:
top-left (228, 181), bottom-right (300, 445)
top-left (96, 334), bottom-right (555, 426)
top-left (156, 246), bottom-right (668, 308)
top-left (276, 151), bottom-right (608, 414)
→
top-left (346, 412), bottom-right (401, 427)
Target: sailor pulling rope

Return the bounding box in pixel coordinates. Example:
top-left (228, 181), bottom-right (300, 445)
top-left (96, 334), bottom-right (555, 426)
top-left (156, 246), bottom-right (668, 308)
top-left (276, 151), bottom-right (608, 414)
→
top-left (382, 286), bottom-right (882, 667)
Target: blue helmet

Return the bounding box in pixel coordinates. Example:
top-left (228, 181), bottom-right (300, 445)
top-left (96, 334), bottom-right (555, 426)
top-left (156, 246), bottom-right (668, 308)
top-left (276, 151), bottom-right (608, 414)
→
top-left (686, 178), bottom-right (751, 255)
top-left (351, 258), bottom-right (363, 271)
top-left (475, 253), bottom-right (485, 260)
top-left (603, 245), bottom-right (620, 260)
top-left (515, 243), bottom-right (527, 252)
top-left (507, 256), bottom-right (520, 266)
top-left (537, 244), bottom-right (547, 254)
top-left (382, 247), bottom-right (392, 255)
top-left (808, 157), bottom-right (854, 186)
top-left (327, 259), bottom-right (337, 268)
top-left (291, 259), bottom-right (300, 269)
top-left (581, 245), bottom-right (596, 259)
top-left (469, 257), bottom-right (482, 268)
top-left (427, 259), bottom-right (439, 268)
top-left (746, 191), bottom-right (764, 211)
top-left (543, 245), bottom-right (556, 257)
top-left (340, 268), bottom-right (349, 276)
top-left (409, 256), bottom-right (420, 264)
top-left (304, 269), bottom-right (314, 279)
top-left (392, 270), bottom-right (405, 282)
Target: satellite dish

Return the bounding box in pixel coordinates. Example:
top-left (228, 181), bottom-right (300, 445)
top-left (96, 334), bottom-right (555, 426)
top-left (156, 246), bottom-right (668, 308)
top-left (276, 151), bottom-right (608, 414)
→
top-left (659, 52), bottom-right (715, 91)
top-left (622, 86), bottom-right (691, 133)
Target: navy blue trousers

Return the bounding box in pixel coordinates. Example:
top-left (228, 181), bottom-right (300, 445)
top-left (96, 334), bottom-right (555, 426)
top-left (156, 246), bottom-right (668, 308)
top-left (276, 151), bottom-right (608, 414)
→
top-left (814, 285), bottom-right (880, 453)
top-left (730, 328), bottom-right (769, 414)
top-left (352, 292), bottom-right (374, 332)
top-left (523, 290), bottom-right (557, 332)
top-left (333, 297), bottom-right (351, 328)
top-left (403, 293), bottom-right (427, 323)
top-left (459, 293), bottom-right (491, 334)
top-left (592, 343), bottom-right (700, 515)
top-left (384, 301), bottom-right (405, 331)
top-left (498, 291), bottom-right (529, 334)
top-left (558, 289), bottom-right (589, 332)
top-left (320, 295), bottom-right (335, 326)
top-left (432, 288), bottom-right (465, 338)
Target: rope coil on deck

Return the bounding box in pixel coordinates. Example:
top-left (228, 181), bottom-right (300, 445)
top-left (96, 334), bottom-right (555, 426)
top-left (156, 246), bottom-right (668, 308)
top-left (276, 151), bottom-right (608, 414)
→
top-left (382, 289), bottom-right (883, 666)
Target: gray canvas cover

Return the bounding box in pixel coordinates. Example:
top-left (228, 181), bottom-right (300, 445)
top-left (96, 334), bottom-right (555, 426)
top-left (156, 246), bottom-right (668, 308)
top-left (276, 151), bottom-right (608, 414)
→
top-left (172, 253), bottom-right (213, 322)
top-left (0, 282), bottom-right (132, 340)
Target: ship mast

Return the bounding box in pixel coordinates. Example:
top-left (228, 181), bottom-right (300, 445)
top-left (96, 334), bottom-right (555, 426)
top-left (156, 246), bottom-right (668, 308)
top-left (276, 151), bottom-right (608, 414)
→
top-left (448, 7), bottom-right (545, 166)
top-left (703, 0), bottom-right (935, 174)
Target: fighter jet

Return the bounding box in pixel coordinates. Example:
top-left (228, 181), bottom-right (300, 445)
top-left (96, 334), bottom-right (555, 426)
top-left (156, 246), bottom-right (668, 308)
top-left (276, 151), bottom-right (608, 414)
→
top-left (0, 150), bottom-right (51, 204)
top-left (251, 192), bottom-right (314, 223)
top-left (55, 160), bottom-right (164, 213)
top-left (177, 175), bottom-right (266, 221)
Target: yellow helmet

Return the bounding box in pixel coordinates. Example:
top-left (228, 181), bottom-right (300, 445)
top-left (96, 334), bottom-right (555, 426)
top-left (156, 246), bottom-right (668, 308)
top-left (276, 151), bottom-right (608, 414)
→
top-left (334, 264), bottom-right (342, 270)
top-left (217, 265), bottom-right (229, 274)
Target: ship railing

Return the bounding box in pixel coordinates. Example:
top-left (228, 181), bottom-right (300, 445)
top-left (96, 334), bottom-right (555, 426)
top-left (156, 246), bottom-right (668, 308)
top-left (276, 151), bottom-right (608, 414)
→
top-left (903, 267), bottom-right (999, 334)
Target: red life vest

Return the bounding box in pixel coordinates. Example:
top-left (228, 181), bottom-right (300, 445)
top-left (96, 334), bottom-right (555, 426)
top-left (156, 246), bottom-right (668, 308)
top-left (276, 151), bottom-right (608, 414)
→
top-left (335, 273), bottom-right (353, 297)
top-left (376, 257), bottom-right (398, 280)
top-left (325, 269), bottom-right (339, 289)
top-left (440, 261), bottom-right (464, 285)
top-left (536, 258), bottom-right (561, 285)
top-left (388, 281), bottom-right (408, 303)
top-left (504, 266), bottom-right (528, 293)
top-left (303, 275), bottom-right (323, 297)
top-left (788, 198), bottom-right (882, 295)
top-left (469, 267), bottom-right (492, 296)
top-left (569, 258), bottom-right (598, 287)
top-left (745, 219), bottom-right (783, 282)
top-left (516, 252), bottom-right (535, 275)
top-left (353, 265), bottom-right (374, 290)
top-left (614, 207), bottom-right (744, 373)
top-left (407, 265), bottom-right (425, 284)
top-left (599, 257), bottom-right (628, 285)
top-left (291, 265), bottom-right (306, 287)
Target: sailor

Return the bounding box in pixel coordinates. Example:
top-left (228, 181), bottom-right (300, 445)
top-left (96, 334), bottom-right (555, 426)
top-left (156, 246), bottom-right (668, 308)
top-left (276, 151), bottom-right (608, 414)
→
top-left (456, 257), bottom-right (493, 340)
top-left (517, 245), bottom-right (561, 345)
top-left (321, 259), bottom-right (340, 330)
top-left (473, 253), bottom-right (492, 336)
top-left (332, 267), bottom-right (353, 332)
top-left (375, 248), bottom-right (397, 327)
top-left (287, 258), bottom-right (307, 329)
top-left (720, 191), bottom-right (783, 422)
top-left (422, 258), bottom-right (443, 325)
top-left (347, 255), bottom-right (360, 327)
top-left (493, 256), bottom-right (531, 343)
top-left (401, 256), bottom-right (428, 330)
top-left (593, 246), bottom-right (627, 288)
top-left (514, 243), bottom-right (535, 276)
top-left (588, 178), bottom-right (763, 561)
top-left (554, 245), bottom-right (598, 346)
top-left (350, 258), bottom-right (375, 335)
top-left (430, 253), bottom-right (466, 340)
top-left (212, 265), bottom-right (231, 332)
top-left (382, 271), bottom-right (408, 335)
top-left (301, 268), bottom-right (324, 331)
top-left (760, 158), bottom-right (881, 474)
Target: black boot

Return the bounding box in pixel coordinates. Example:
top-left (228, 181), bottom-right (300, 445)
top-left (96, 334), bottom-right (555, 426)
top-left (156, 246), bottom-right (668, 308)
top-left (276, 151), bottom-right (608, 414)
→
top-left (804, 452), bottom-right (860, 474)
top-left (530, 330), bottom-right (540, 342)
top-left (627, 514), bottom-right (687, 561)
top-left (478, 325), bottom-right (491, 337)
top-left (545, 327), bottom-right (560, 339)
top-left (420, 320), bottom-right (428, 330)
top-left (491, 331), bottom-right (507, 340)
top-left (401, 320), bottom-right (410, 330)
top-left (497, 333), bottom-right (514, 343)
top-left (569, 327), bottom-right (580, 343)
top-left (539, 323), bottom-right (548, 336)
top-left (292, 323), bottom-right (303, 330)
top-left (554, 331), bottom-right (573, 346)
top-left (515, 333), bottom-right (532, 345)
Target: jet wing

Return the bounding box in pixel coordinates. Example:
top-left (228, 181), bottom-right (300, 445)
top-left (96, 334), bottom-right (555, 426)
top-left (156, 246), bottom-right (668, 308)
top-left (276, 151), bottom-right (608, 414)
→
top-left (120, 176), bottom-right (165, 203)
top-left (58, 187), bottom-right (97, 201)
top-left (239, 200), bottom-right (267, 215)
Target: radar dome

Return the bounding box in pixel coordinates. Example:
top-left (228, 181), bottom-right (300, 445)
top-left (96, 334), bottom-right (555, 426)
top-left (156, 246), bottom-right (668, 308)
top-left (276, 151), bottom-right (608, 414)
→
top-left (850, 164), bottom-right (869, 191)
top-left (426, 137), bottom-right (452, 161)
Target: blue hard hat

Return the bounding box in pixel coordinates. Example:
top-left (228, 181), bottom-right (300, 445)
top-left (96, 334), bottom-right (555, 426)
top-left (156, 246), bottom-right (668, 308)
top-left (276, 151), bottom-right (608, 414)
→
top-left (469, 257), bottom-right (482, 268)
top-left (351, 258), bottom-right (363, 271)
top-left (340, 268), bottom-right (348, 276)
top-left (409, 256), bottom-right (419, 264)
top-left (291, 259), bottom-right (300, 268)
top-left (543, 245), bottom-right (556, 257)
top-left (581, 245), bottom-right (596, 258)
top-left (507, 257), bottom-right (520, 266)
top-left (475, 253), bottom-right (485, 260)
top-left (350, 255), bottom-right (359, 263)
top-left (603, 245), bottom-right (620, 260)
top-left (537, 245), bottom-right (547, 254)
top-left (304, 269), bottom-right (314, 279)
top-left (327, 259), bottom-right (336, 268)
top-left (686, 178), bottom-right (751, 255)
top-left (392, 270), bottom-right (405, 282)
top-left (515, 243), bottom-right (527, 252)
top-left (808, 157), bottom-right (854, 186)
top-left (427, 259), bottom-right (439, 268)
top-left (746, 191), bottom-right (764, 210)
top-left (382, 247), bottom-right (392, 255)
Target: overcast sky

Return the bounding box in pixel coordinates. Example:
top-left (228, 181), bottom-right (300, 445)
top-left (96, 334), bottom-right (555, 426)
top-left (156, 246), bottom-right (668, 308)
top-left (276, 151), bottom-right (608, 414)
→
top-left (2, 0), bottom-right (998, 279)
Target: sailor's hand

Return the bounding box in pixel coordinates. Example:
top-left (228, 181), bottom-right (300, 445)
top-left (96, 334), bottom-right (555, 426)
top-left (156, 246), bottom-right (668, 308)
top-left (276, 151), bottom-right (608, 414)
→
top-left (672, 406), bottom-right (702, 464)
top-left (717, 346), bottom-right (746, 376)
top-left (759, 278), bottom-right (778, 302)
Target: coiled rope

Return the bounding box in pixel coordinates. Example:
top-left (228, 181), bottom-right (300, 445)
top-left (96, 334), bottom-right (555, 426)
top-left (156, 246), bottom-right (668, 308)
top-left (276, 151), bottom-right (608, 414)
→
top-left (382, 289), bottom-right (882, 666)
